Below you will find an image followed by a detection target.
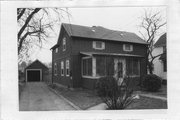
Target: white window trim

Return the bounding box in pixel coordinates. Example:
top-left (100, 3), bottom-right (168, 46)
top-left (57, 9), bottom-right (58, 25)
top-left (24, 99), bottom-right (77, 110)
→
top-left (66, 60), bottom-right (70, 77)
top-left (81, 56), bottom-right (106, 78)
top-left (82, 76), bottom-right (101, 79)
top-left (81, 57), bottom-right (93, 77)
top-left (123, 44), bottom-right (133, 52)
top-left (92, 41), bottom-right (105, 50)
top-left (54, 63), bottom-right (57, 76)
top-left (63, 37), bottom-right (66, 51)
top-left (61, 61), bottom-right (64, 76)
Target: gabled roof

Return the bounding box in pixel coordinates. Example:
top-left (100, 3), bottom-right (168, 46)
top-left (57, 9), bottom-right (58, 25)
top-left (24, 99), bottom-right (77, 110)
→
top-left (25, 59), bottom-right (48, 70)
top-left (50, 23), bottom-right (148, 50)
top-left (62, 23), bottom-right (147, 44)
top-left (154, 33), bottom-right (166, 47)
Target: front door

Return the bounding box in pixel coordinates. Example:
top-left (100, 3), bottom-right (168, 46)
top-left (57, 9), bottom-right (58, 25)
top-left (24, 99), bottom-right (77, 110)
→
top-left (114, 58), bottom-right (126, 85)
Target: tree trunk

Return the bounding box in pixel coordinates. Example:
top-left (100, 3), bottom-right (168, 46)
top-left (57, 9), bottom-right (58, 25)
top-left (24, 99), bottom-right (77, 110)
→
top-left (148, 61), bottom-right (153, 74)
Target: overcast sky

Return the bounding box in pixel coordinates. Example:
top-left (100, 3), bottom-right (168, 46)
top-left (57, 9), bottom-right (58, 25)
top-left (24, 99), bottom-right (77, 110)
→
top-left (30, 6), bottom-right (166, 63)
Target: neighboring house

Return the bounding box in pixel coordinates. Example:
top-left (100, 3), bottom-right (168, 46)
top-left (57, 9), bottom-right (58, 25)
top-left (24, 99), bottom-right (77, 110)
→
top-left (50, 23), bottom-right (148, 89)
top-left (18, 61), bottom-right (27, 73)
top-left (25, 60), bottom-right (49, 82)
top-left (152, 33), bottom-right (167, 82)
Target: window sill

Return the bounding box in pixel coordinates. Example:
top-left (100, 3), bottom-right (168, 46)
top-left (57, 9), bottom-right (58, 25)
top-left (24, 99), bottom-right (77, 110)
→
top-left (128, 75), bottom-right (140, 78)
top-left (123, 50), bottom-right (133, 52)
top-left (82, 76), bottom-right (101, 79)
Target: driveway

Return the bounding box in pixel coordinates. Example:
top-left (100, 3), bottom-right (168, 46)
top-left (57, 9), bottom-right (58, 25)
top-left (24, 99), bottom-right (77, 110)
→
top-left (19, 82), bottom-right (76, 111)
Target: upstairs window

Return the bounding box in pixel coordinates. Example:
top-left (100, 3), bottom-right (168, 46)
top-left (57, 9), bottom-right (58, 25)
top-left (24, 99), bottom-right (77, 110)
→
top-left (66, 60), bottom-right (70, 76)
top-left (123, 44), bottom-right (133, 52)
top-left (61, 61), bottom-right (64, 76)
top-left (54, 63), bottom-right (57, 76)
top-left (63, 37), bottom-right (66, 51)
top-left (55, 48), bottom-right (58, 53)
top-left (93, 41), bottom-right (105, 50)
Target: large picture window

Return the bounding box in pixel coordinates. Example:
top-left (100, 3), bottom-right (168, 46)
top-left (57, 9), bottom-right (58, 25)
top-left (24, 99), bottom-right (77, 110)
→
top-left (128, 59), bottom-right (140, 76)
top-left (82, 57), bottom-right (92, 76)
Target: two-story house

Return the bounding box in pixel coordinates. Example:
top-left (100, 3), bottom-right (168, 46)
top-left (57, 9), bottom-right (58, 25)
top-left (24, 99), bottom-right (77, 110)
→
top-left (153, 33), bottom-right (167, 83)
top-left (50, 23), bottom-right (148, 89)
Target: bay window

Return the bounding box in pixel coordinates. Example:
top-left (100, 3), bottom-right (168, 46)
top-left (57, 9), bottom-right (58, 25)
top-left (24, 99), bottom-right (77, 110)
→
top-left (96, 56), bottom-right (106, 76)
top-left (127, 59), bottom-right (140, 76)
top-left (82, 57), bottom-right (92, 76)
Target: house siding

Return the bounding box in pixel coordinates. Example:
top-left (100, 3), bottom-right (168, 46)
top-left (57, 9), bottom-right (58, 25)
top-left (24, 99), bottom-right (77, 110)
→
top-left (152, 47), bottom-right (167, 80)
top-left (72, 37), bottom-right (147, 56)
top-left (70, 38), bottom-right (147, 89)
top-left (52, 26), bottom-right (73, 87)
top-left (51, 25), bottom-right (148, 90)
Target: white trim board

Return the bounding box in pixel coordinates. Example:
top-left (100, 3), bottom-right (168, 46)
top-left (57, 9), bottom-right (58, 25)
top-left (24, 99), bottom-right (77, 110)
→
top-left (26, 69), bottom-right (42, 82)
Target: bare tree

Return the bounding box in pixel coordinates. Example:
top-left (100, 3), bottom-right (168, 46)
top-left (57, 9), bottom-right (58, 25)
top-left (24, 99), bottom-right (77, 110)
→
top-left (139, 10), bottom-right (166, 74)
top-left (17, 8), bottom-right (69, 63)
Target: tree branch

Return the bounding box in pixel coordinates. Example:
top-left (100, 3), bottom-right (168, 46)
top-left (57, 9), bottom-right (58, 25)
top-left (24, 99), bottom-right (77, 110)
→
top-left (17, 8), bottom-right (26, 20)
top-left (18, 8), bottom-right (41, 41)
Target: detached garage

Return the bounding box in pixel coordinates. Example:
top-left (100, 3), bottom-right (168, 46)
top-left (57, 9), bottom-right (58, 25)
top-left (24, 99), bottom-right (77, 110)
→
top-left (25, 60), bottom-right (48, 82)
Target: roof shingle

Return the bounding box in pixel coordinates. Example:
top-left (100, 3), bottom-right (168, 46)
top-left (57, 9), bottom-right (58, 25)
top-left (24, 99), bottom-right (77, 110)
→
top-left (62, 23), bottom-right (147, 44)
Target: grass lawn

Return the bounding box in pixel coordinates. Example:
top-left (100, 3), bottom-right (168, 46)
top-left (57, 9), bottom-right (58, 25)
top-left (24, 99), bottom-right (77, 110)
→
top-left (140, 85), bottom-right (167, 98)
top-left (127, 96), bottom-right (167, 109)
top-left (49, 84), bottom-right (102, 110)
top-left (49, 84), bottom-right (167, 110)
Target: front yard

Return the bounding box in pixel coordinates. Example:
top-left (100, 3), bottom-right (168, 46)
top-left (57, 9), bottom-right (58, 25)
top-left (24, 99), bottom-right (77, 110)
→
top-left (127, 96), bottom-right (167, 109)
top-left (49, 84), bottom-right (103, 110)
top-left (49, 84), bottom-right (167, 110)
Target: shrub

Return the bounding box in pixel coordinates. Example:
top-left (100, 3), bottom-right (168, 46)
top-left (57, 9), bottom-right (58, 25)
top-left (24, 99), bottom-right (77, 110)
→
top-left (96, 76), bottom-right (138, 109)
top-left (141, 74), bottom-right (162, 92)
top-left (95, 76), bottom-right (115, 97)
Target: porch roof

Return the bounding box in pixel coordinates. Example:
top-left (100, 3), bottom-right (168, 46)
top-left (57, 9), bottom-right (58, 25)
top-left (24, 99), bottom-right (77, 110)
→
top-left (80, 52), bottom-right (144, 57)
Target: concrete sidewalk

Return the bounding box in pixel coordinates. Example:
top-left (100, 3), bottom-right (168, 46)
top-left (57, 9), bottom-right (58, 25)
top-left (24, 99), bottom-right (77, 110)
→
top-left (139, 94), bottom-right (167, 101)
top-left (87, 103), bottom-right (107, 110)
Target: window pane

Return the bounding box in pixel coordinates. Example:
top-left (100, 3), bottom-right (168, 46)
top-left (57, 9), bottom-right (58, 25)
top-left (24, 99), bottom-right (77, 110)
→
top-left (133, 59), bottom-right (139, 75)
top-left (106, 57), bottom-right (114, 76)
top-left (125, 44), bottom-right (131, 50)
top-left (96, 56), bottom-right (105, 76)
top-left (82, 60), bottom-right (87, 75)
top-left (129, 60), bottom-right (133, 75)
top-left (96, 41), bottom-right (102, 48)
top-left (87, 58), bottom-right (92, 76)
top-left (127, 59), bottom-right (140, 76)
